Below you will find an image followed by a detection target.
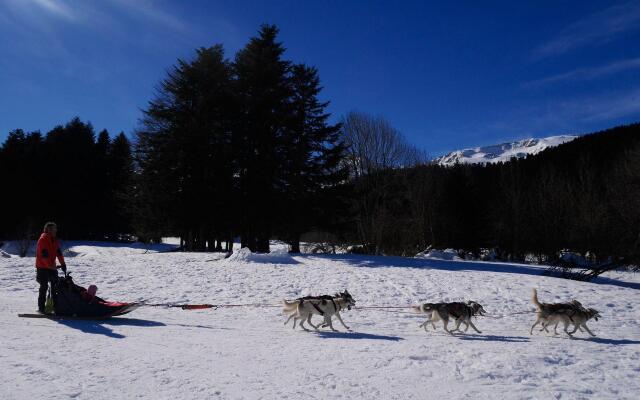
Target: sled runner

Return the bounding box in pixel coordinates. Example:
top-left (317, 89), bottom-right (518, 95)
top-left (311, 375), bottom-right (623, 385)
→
top-left (18, 304), bottom-right (140, 320)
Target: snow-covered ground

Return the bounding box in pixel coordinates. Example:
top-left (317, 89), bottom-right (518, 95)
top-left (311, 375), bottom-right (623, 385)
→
top-left (1, 241), bottom-right (639, 399)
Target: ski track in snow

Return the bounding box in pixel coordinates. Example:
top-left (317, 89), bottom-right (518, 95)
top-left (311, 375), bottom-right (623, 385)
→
top-left (1, 242), bottom-right (639, 399)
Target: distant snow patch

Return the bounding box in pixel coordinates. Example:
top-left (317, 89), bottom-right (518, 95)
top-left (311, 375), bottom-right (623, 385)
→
top-left (225, 247), bottom-right (298, 264)
top-left (415, 248), bottom-right (462, 261)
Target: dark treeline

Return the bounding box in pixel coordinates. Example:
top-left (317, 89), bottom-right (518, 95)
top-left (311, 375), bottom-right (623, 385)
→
top-left (344, 123), bottom-right (640, 265)
top-left (1, 24), bottom-right (638, 264)
top-left (0, 118), bottom-right (133, 240)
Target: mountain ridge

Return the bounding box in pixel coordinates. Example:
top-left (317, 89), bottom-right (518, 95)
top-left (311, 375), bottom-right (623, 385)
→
top-left (434, 135), bottom-right (578, 166)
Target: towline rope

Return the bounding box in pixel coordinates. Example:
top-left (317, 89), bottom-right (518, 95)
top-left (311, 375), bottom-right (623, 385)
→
top-left (143, 302), bottom-right (537, 319)
top-left (480, 310), bottom-right (537, 319)
top-left (142, 302), bottom-right (282, 310)
top-left (354, 305), bottom-right (413, 309)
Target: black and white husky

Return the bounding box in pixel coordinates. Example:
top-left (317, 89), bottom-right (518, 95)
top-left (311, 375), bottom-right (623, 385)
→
top-left (413, 301), bottom-right (486, 335)
top-left (282, 290), bottom-right (356, 332)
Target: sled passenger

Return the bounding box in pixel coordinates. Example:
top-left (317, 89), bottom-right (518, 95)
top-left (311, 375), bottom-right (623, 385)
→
top-left (35, 222), bottom-right (66, 313)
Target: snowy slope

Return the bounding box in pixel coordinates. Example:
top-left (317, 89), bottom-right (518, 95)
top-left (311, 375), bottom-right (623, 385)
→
top-left (435, 135), bottom-right (577, 166)
top-left (1, 242), bottom-right (639, 399)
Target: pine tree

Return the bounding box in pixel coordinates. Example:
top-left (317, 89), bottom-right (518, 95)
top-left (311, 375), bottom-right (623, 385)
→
top-left (107, 132), bottom-right (134, 236)
top-left (136, 45), bottom-right (235, 250)
top-left (234, 25), bottom-right (292, 252)
top-left (94, 129), bottom-right (112, 238)
top-left (279, 64), bottom-right (347, 253)
top-left (44, 118), bottom-right (97, 238)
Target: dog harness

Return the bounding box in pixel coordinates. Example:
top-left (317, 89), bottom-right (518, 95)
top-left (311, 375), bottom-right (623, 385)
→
top-left (297, 295), bottom-right (339, 316)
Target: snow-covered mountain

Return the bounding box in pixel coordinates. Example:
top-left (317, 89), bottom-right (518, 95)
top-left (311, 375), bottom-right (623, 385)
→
top-left (435, 135), bottom-right (578, 166)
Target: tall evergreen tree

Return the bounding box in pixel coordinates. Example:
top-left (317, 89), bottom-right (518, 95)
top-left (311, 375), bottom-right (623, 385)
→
top-left (44, 118), bottom-right (97, 238)
top-left (94, 129), bottom-right (112, 237)
top-left (279, 64), bottom-right (347, 253)
top-left (234, 25), bottom-right (292, 252)
top-left (107, 132), bottom-right (134, 236)
top-left (136, 45), bottom-right (235, 250)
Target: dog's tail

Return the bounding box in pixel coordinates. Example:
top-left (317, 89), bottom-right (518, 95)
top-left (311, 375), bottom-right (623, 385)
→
top-left (531, 288), bottom-right (542, 310)
top-left (282, 299), bottom-right (298, 313)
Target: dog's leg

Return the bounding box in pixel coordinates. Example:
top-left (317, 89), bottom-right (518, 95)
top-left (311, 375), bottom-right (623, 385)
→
top-left (563, 320), bottom-right (574, 337)
top-left (430, 311), bottom-right (439, 330)
top-left (420, 320), bottom-right (429, 332)
top-left (451, 318), bottom-right (463, 333)
top-left (299, 318), bottom-right (309, 332)
top-left (284, 313), bottom-right (294, 326)
top-left (467, 320), bottom-right (482, 334)
top-left (325, 315), bottom-right (338, 332)
top-left (541, 321), bottom-right (551, 333)
top-left (581, 323), bottom-right (596, 337)
top-left (442, 319), bottom-right (454, 335)
top-left (553, 322), bottom-right (559, 335)
top-left (306, 314), bottom-right (318, 330)
top-left (334, 312), bottom-right (350, 330)
top-left (530, 318), bottom-right (541, 335)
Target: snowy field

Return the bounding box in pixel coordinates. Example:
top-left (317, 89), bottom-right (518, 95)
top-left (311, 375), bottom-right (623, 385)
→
top-left (1, 241), bottom-right (639, 400)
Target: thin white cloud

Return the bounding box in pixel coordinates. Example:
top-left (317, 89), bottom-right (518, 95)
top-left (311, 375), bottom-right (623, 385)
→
top-left (106, 0), bottom-right (187, 33)
top-left (568, 88), bottom-right (640, 122)
top-left (488, 88), bottom-right (640, 137)
top-left (31, 0), bottom-right (77, 20)
top-left (533, 1), bottom-right (640, 59)
top-left (524, 57), bottom-right (640, 87)
top-left (1, 0), bottom-right (190, 33)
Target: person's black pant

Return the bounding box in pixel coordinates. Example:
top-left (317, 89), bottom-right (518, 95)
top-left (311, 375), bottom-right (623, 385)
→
top-left (36, 268), bottom-right (58, 312)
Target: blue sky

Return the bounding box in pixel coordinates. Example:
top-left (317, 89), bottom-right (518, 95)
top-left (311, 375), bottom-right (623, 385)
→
top-left (1, 1), bottom-right (639, 155)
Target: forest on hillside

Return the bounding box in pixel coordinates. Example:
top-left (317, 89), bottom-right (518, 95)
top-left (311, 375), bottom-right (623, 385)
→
top-left (1, 25), bottom-right (638, 267)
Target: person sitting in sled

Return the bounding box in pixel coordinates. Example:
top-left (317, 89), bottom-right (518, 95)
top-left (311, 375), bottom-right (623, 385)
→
top-left (35, 222), bottom-right (66, 313)
top-left (80, 285), bottom-right (98, 303)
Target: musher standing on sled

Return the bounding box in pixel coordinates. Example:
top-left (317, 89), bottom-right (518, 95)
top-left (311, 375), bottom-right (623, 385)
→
top-left (36, 222), bottom-right (66, 313)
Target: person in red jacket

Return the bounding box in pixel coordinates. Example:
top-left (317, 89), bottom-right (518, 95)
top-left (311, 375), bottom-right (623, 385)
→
top-left (36, 222), bottom-right (66, 313)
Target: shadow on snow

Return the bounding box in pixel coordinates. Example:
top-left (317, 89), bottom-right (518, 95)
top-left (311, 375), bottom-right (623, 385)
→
top-left (456, 334), bottom-right (530, 343)
top-left (571, 336), bottom-right (640, 345)
top-left (313, 331), bottom-right (404, 341)
top-left (297, 254), bottom-right (639, 290)
top-left (54, 317), bottom-right (165, 339)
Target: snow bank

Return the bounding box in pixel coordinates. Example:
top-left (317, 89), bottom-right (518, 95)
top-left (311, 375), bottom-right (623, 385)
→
top-left (225, 247), bottom-right (298, 264)
top-left (0, 241), bottom-right (35, 257)
top-left (415, 248), bottom-right (462, 261)
top-left (0, 240), bottom-right (179, 258)
top-left (559, 250), bottom-right (591, 267)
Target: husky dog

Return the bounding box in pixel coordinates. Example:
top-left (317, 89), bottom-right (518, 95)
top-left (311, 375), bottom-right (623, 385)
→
top-left (541, 308), bottom-right (601, 337)
top-left (414, 301), bottom-right (486, 335)
top-left (282, 290), bottom-right (356, 332)
top-left (530, 288), bottom-right (600, 337)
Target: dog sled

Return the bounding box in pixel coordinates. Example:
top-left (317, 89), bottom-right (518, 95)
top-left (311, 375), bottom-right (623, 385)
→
top-left (19, 273), bottom-right (140, 320)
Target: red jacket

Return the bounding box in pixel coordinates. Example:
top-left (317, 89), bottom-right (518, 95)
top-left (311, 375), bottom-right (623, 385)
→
top-left (35, 233), bottom-right (65, 269)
